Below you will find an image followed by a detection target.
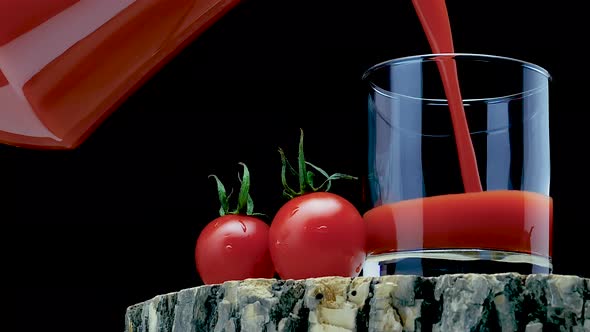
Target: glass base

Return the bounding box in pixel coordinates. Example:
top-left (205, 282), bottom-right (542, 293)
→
top-left (362, 249), bottom-right (552, 277)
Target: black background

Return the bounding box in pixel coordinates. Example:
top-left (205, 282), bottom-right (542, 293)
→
top-left (1, 1), bottom-right (586, 331)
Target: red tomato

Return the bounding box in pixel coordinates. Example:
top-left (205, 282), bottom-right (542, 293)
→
top-left (196, 215), bottom-right (275, 284)
top-left (269, 192), bottom-right (366, 280)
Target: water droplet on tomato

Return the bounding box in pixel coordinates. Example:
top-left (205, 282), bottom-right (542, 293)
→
top-left (239, 221), bottom-right (247, 232)
top-left (316, 225), bottom-right (328, 231)
top-left (355, 262), bottom-right (363, 273)
top-left (225, 245), bottom-right (233, 250)
top-left (290, 208), bottom-right (299, 217)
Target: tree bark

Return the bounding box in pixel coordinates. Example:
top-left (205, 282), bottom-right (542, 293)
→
top-left (125, 273), bottom-right (590, 332)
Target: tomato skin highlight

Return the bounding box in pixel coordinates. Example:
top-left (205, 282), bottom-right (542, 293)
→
top-left (269, 192), bottom-right (367, 280)
top-left (195, 215), bottom-right (275, 285)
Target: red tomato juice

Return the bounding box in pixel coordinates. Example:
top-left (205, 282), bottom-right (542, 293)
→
top-left (364, 190), bottom-right (552, 257)
top-left (364, 1), bottom-right (552, 258)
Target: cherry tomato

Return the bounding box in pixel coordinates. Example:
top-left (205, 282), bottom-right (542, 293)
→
top-left (196, 163), bottom-right (274, 284)
top-left (269, 192), bottom-right (366, 280)
top-left (196, 215), bottom-right (274, 284)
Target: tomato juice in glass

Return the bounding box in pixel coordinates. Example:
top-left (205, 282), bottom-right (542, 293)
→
top-left (362, 54), bottom-right (552, 276)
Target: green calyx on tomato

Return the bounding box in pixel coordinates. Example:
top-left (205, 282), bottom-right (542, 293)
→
top-left (197, 162), bottom-right (274, 284)
top-left (279, 129), bottom-right (357, 199)
top-left (209, 162), bottom-right (263, 216)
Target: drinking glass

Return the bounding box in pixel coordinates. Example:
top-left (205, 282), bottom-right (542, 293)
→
top-left (362, 53), bottom-right (552, 276)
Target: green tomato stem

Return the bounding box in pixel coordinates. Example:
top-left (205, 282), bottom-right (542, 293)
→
top-left (210, 163), bottom-right (261, 216)
top-left (235, 162), bottom-right (250, 214)
top-left (298, 128), bottom-right (309, 193)
top-left (279, 129), bottom-right (358, 198)
top-left (208, 174), bottom-right (229, 215)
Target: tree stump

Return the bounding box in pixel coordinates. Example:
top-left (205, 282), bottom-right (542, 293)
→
top-left (125, 273), bottom-right (589, 331)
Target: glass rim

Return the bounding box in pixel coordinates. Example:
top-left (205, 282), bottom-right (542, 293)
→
top-left (362, 53), bottom-right (552, 103)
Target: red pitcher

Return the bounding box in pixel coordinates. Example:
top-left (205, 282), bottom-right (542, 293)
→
top-left (0, 0), bottom-right (240, 149)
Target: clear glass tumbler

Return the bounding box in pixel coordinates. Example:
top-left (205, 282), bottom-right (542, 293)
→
top-left (362, 53), bottom-right (552, 277)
